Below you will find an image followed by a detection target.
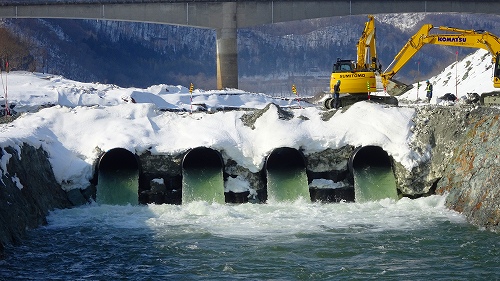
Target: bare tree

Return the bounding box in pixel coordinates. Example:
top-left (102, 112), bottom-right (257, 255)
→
top-left (0, 27), bottom-right (31, 71)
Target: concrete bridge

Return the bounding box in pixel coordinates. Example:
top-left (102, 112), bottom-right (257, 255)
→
top-left (1, 0), bottom-right (499, 89)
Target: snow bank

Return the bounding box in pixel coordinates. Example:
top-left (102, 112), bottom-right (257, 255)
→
top-left (4, 69), bottom-right (476, 190)
top-left (400, 49), bottom-right (497, 103)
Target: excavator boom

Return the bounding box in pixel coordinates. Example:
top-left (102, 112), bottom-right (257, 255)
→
top-left (357, 15), bottom-right (379, 71)
top-left (382, 24), bottom-right (500, 96)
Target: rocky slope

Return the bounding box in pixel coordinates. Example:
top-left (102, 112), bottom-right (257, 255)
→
top-left (0, 144), bottom-right (73, 256)
top-left (435, 107), bottom-right (500, 232)
top-left (393, 104), bottom-right (500, 232)
top-left (394, 105), bottom-right (472, 196)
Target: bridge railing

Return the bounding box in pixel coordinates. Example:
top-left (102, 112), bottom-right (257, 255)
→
top-left (0, 0), bottom-right (199, 6)
top-left (0, 0), bottom-right (280, 6)
top-left (0, 0), bottom-right (348, 6)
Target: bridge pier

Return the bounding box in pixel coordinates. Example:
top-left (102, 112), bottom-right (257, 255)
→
top-left (216, 2), bottom-right (238, 90)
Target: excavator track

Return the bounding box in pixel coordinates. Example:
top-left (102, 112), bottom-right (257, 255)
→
top-left (480, 91), bottom-right (500, 105)
top-left (323, 94), bottom-right (398, 109)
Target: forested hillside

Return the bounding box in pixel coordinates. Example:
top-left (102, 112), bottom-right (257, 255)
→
top-left (1, 13), bottom-right (500, 93)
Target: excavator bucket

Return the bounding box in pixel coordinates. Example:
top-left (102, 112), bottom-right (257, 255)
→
top-left (385, 78), bottom-right (413, 96)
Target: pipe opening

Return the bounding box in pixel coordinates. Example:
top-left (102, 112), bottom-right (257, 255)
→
top-left (265, 147), bottom-right (309, 202)
top-left (182, 147), bottom-right (223, 170)
top-left (99, 148), bottom-right (139, 171)
top-left (182, 147), bottom-right (224, 204)
top-left (266, 147), bottom-right (306, 171)
top-left (349, 145), bottom-right (391, 173)
top-left (96, 148), bottom-right (139, 205)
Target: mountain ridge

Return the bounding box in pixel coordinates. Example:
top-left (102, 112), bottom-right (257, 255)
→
top-left (1, 13), bottom-right (500, 92)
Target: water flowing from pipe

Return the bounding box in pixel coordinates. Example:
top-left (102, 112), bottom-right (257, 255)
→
top-left (267, 167), bottom-right (310, 202)
top-left (96, 168), bottom-right (139, 205)
top-left (354, 165), bottom-right (398, 203)
top-left (182, 167), bottom-right (224, 204)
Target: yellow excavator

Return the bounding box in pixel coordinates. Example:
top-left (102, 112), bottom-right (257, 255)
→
top-left (325, 15), bottom-right (396, 109)
top-left (325, 19), bottom-right (500, 108)
top-left (381, 24), bottom-right (500, 104)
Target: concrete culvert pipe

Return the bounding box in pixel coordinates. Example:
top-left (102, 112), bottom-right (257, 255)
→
top-left (97, 148), bottom-right (140, 205)
top-left (348, 146), bottom-right (391, 174)
top-left (265, 147), bottom-right (306, 171)
top-left (182, 147), bottom-right (224, 204)
top-left (98, 148), bottom-right (139, 171)
top-left (349, 146), bottom-right (399, 202)
top-left (182, 147), bottom-right (223, 170)
top-left (265, 147), bottom-right (309, 202)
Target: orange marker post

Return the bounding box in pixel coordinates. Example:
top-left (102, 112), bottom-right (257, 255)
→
top-left (189, 82), bottom-right (194, 114)
top-left (292, 84), bottom-right (302, 109)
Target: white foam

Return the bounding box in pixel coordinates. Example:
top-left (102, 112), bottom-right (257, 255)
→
top-left (44, 195), bottom-right (466, 239)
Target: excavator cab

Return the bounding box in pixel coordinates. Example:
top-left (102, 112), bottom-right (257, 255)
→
top-left (332, 59), bottom-right (356, 72)
top-left (494, 54), bottom-right (500, 87)
top-left (330, 58), bottom-right (377, 95)
top-left (477, 54), bottom-right (500, 105)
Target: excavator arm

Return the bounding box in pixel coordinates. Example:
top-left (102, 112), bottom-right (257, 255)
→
top-left (356, 15), bottom-right (379, 71)
top-left (381, 24), bottom-right (500, 96)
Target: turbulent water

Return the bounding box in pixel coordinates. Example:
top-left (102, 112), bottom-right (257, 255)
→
top-left (1, 196), bottom-right (499, 280)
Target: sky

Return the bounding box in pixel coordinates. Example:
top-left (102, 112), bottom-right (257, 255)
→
top-left (0, 49), bottom-right (496, 193)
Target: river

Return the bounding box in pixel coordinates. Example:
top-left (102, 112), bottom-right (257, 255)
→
top-left (1, 195), bottom-right (498, 280)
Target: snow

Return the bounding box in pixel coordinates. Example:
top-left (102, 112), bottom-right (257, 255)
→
top-left (0, 147), bottom-right (12, 177)
top-left (225, 176), bottom-right (253, 194)
top-left (11, 174), bottom-right (23, 190)
top-left (152, 178), bottom-right (164, 185)
top-left (0, 49), bottom-right (495, 192)
top-left (376, 13), bottom-right (427, 33)
top-left (399, 49), bottom-right (497, 103)
top-left (309, 179), bottom-right (344, 189)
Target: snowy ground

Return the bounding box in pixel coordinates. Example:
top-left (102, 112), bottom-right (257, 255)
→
top-left (398, 49), bottom-right (497, 103)
top-left (0, 49), bottom-right (496, 192)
